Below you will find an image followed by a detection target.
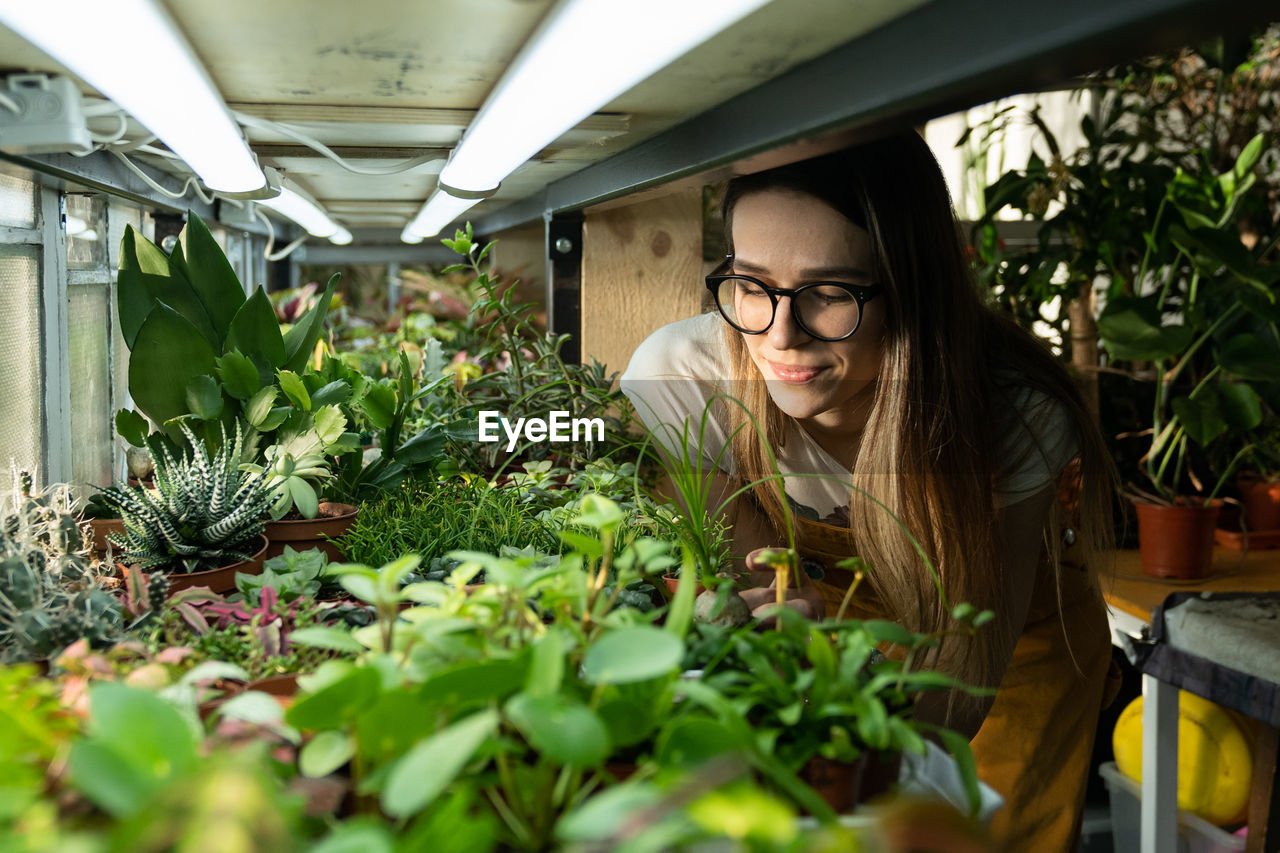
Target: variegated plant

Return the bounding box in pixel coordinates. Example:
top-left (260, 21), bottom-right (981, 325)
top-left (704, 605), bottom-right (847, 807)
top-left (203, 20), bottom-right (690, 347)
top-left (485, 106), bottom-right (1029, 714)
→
top-left (100, 422), bottom-right (275, 575)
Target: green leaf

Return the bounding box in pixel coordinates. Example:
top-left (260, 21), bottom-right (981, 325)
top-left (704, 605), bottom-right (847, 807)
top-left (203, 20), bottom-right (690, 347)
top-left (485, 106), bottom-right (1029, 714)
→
top-left (172, 210), bottom-right (246, 347)
top-left (277, 370), bottom-right (311, 411)
top-left (395, 427), bottom-right (446, 465)
top-left (655, 717), bottom-right (748, 768)
top-left (557, 530), bottom-right (604, 559)
top-left (361, 382), bottom-right (396, 430)
top-left (504, 693), bottom-right (610, 767)
top-left (245, 386), bottom-right (277, 426)
top-left (216, 352), bottom-right (260, 400)
top-left (289, 626), bottom-right (365, 653)
top-left (309, 822), bottom-right (394, 853)
top-left (310, 380), bottom-right (352, 408)
top-left (288, 478), bottom-right (320, 519)
top-left (863, 620), bottom-right (918, 646)
top-left (257, 406), bottom-right (291, 432)
top-left (184, 374), bottom-right (223, 420)
top-left (418, 659), bottom-right (528, 711)
top-left (283, 273), bottom-right (338, 372)
top-left (1097, 297), bottom-right (1194, 362)
top-left (1213, 383), bottom-right (1264, 431)
top-left (381, 709), bottom-right (498, 818)
top-left (116, 224), bottom-right (216, 349)
top-left (663, 548), bottom-right (697, 641)
top-left (128, 303), bottom-right (218, 436)
top-left (581, 626), bottom-right (683, 685)
top-left (299, 731), bottom-right (355, 778)
top-left (285, 666), bottom-right (380, 731)
top-left (313, 405), bottom-right (347, 447)
top-left (525, 629), bottom-right (565, 697)
top-left (67, 739), bottom-right (156, 818)
top-left (1218, 334), bottom-right (1280, 382)
top-left (225, 288), bottom-right (287, 368)
top-left (933, 725), bottom-right (981, 817)
top-left (115, 408), bottom-right (149, 447)
top-left (1172, 395), bottom-right (1228, 447)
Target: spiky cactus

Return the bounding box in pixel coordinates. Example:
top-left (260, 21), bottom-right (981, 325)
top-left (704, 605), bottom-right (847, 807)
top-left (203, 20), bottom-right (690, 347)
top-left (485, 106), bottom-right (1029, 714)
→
top-left (0, 472), bottom-right (124, 662)
top-left (100, 422), bottom-right (275, 575)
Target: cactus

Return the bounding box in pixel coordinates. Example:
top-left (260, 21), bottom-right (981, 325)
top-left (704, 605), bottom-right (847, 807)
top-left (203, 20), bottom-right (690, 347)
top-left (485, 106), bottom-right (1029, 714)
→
top-left (99, 422), bottom-right (276, 575)
top-left (0, 471), bottom-right (125, 662)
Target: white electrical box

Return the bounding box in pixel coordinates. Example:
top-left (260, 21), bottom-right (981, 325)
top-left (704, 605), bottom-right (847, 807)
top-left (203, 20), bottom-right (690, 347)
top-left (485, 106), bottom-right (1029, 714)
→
top-left (0, 74), bottom-right (92, 156)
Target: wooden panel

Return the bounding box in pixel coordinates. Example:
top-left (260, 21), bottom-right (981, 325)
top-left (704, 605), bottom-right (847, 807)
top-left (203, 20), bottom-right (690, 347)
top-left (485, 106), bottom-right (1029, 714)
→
top-left (580, 189), bottom-right (703, 375)
top-left (489, 220), bottom-right (547, 330)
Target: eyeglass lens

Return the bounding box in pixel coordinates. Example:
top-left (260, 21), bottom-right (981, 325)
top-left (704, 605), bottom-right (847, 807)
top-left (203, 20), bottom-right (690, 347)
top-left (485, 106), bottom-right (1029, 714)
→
top-left (714, 277), bottom-right (862, 339)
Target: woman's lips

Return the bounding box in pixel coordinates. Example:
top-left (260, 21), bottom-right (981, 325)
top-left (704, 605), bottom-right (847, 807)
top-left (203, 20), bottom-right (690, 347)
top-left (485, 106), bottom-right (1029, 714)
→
top-left (766, 360), bottom-right (825, 384)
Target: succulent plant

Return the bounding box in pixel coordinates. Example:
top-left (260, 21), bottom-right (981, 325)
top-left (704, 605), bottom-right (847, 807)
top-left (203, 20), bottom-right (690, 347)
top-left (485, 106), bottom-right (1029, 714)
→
top-left (0, 472), bottom-right (124, 662)
top-left (100, 422), bottom-right (275, 575)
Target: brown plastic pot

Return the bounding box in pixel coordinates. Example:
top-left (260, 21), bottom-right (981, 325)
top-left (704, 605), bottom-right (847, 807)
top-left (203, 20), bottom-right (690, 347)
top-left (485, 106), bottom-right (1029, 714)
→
top-left (149, 534), bottom-right (270, 595)
top-left (263, 502), bottom-right (358, 564)
top-left (800, 751), bottom-right (902, 814)
top-left (1238, 473), bottom-right (1280, 532)
top-left (1134, 499), bottom-right (1222, 579)
top-left (662, 574), bottom-right (706, 596)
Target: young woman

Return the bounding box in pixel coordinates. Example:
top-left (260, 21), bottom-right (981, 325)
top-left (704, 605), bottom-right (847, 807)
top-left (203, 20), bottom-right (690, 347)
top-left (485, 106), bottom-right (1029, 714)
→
top-left (621, 130), bottom-right (1122, 852)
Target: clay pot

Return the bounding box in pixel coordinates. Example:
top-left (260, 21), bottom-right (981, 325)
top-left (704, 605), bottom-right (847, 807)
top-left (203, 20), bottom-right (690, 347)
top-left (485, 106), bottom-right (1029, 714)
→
top-left (662, 574), bottom-right (706, 596)
top-left (152, 534), bottom-right (271, 595)
top-left (262, 502), bottom-right (358, 564)
top-left (1134, 499), bottom-right (1222, 579)
top-left (1238, 473), bottom-right (1280, 532)
top-left (800, 751), bottom-right (902, 814)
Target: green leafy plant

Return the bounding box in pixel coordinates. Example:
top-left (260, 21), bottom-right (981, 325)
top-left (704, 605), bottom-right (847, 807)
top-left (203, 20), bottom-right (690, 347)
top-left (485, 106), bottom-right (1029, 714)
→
top-left (114, 209), bottom-right (337, 448)
top-left (242, 403), bottom-right (352, 519)
top-left (99, 422), bottom-right (275, 574)
top-left (236, 546), bottom-right (329, 605)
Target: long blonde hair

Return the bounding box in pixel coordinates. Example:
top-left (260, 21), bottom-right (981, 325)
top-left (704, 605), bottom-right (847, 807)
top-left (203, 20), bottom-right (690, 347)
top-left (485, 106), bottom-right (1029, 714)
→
top-left (721, 132), bottom-right (1117, 695)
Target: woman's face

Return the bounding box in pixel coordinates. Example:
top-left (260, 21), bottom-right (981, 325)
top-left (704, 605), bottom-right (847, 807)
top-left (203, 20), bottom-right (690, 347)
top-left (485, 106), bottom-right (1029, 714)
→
top-left (728, 188), bottom-right (886, 433)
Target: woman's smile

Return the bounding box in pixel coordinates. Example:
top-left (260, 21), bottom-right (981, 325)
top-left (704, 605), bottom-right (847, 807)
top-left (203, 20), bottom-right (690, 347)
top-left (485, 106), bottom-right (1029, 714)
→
top-left (765, 360), bottom-right (826, 384)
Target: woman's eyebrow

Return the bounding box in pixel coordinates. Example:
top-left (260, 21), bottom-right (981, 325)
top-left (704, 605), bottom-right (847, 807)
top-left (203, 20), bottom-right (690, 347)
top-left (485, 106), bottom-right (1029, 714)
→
top-left (732, 258), bottom-right (873, 279)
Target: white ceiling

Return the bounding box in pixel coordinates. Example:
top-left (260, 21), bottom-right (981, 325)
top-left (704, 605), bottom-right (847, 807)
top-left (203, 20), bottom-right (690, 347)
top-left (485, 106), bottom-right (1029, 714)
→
top-left (0, 0), bottom-right (927, 234)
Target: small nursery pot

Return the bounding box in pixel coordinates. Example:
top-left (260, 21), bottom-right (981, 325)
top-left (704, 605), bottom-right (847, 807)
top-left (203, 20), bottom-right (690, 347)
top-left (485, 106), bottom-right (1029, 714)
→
top-left (82, 517), bottom-right (124, 555)
top-left (1134, 499), bottom-right (1222, 580)
top-left (128, 534), bottom-right (270, 595)
top-left (800, 752), bottom-right (902, 814)
top-left (1238, 473), bottom-right (1280, 532)
top-left (662, 574), bottom-right (706, 596)
top-left (262, 502), bottom-right (359, 564)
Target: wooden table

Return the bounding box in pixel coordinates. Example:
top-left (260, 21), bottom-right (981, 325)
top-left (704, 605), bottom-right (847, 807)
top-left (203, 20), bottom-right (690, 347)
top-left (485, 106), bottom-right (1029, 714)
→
top-left (1103, 546), bottom-right (1280, 853)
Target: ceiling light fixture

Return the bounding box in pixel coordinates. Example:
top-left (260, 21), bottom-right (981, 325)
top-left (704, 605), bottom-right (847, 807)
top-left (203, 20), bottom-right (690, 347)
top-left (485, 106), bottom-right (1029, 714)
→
top-left (328, 226), bottom-right (353, 246)
top-left (258, 185), bottom-right (343, 240)
top-left (401, 189), bottom-right (481, 243)
top-left (401, 0), bottom-right (771, 242)
top-left (0, 0), bottom-right (267, 194)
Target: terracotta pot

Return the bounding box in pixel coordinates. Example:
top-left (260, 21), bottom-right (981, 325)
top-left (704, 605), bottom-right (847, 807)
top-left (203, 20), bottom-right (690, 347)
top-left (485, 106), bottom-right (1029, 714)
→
top-left (663, 574), bottom-right (706, 596)
top-left (197, 673), bottom-right (299, 720)
top-left (262, 502), bottom-right (358, 564)
top-left (1134, 499), bottom-right (1222, 579)
top-left (159, 534), bottom-right (270, 595)
top-left (800, 751), bottom-right (902, 814)
top-left (82, 517), bottom-right (124, 554)
top-left (1238, 473), bottom-right (1280, 532)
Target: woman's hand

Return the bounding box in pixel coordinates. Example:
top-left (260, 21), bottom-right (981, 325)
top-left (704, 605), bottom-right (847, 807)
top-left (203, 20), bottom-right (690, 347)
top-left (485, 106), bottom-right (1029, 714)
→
top-left (737, 548), bottom-right (827, 622)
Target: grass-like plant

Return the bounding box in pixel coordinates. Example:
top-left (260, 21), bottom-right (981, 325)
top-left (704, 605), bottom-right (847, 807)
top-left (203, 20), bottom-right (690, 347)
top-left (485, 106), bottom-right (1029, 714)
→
top-left (100, 422), bottom-right (275, 574)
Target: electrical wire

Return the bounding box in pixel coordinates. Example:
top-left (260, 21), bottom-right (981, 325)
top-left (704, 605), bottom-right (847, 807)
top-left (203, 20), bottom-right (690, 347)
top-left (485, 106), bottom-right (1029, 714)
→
top-left (110, 149), bottom-right (217, 204)
top-left (89, 112), bottom-right (129, 145)
top-left (253, 205), bottom-right (307, 261)
top-left (0, 91), bottom-right (20, 113)
top-left (231, 110), bottom-right (445, 176)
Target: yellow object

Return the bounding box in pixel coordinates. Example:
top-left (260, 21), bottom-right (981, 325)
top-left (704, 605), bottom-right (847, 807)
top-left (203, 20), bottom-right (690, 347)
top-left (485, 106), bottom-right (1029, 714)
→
top-left (1112, 692), bottom-right (1255, 826)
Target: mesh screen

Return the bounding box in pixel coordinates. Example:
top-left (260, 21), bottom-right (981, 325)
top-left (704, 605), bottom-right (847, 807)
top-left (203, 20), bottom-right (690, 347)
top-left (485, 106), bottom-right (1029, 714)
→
top-left (66, 194), bottom-right (107, 270)
top-left (69, 285), bottom-right (113, 490)
top-left (0, 169), bottom-right (37, 229)
top-left (0, 246), bottom-right (43, 474)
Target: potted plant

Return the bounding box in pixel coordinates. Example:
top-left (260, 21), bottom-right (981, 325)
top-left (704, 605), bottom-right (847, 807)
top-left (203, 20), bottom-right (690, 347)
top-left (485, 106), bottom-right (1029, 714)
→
top-left (98, 423), bottom-right (276, 594)
top-left (1234, 416), bottom-right (1280, 533)
top-left (1097, 133), bottom-right (1279, 578)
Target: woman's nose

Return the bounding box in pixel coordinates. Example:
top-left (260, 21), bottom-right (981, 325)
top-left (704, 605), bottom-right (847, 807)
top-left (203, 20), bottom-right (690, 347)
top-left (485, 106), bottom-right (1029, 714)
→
top-left (766, 297), bottom-right (809, 349)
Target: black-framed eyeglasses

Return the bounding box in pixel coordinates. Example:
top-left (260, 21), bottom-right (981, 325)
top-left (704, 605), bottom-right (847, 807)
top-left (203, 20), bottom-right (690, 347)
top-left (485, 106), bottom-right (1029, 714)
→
top-left (705, 272), bottom-right (883, 342)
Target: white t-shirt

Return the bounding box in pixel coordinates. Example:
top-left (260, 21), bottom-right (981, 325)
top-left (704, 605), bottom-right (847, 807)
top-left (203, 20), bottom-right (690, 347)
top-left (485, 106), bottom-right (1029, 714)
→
top-left (620, 313), bottom-right (1078, 520)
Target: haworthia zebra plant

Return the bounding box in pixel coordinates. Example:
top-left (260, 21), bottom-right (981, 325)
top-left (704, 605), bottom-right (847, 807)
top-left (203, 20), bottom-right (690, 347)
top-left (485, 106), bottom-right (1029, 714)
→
top-left (100, 422), bottom-right (275, 575)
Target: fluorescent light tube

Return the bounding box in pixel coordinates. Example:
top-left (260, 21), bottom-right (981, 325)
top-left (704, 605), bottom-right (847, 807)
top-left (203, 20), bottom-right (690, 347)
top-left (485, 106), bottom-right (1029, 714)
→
top-left (0, 0), bottom-right (265, 193)
top-left (438, 0), bottom-right (772, 194)
top-left (259, 187), bottom-right (339, 239)
top-left (402, 190), bottom-right (480, 242)
top-left (329, 226), bottom-right (353, 246)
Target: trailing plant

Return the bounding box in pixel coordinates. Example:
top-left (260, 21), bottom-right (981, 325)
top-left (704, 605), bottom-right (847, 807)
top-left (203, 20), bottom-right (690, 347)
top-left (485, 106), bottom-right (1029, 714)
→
top-left (99, 422), bottom-right (276, 574)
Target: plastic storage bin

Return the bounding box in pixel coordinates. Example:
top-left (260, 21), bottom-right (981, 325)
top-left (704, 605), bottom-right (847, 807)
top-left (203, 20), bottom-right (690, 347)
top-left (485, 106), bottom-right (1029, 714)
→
top-left (1100, 762), bottom-right (1245, 853)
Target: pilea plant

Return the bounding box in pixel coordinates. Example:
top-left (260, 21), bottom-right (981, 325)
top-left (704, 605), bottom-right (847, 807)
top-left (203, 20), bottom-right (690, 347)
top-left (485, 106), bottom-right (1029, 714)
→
top-left (99, 422), bottom-right (275, 575)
